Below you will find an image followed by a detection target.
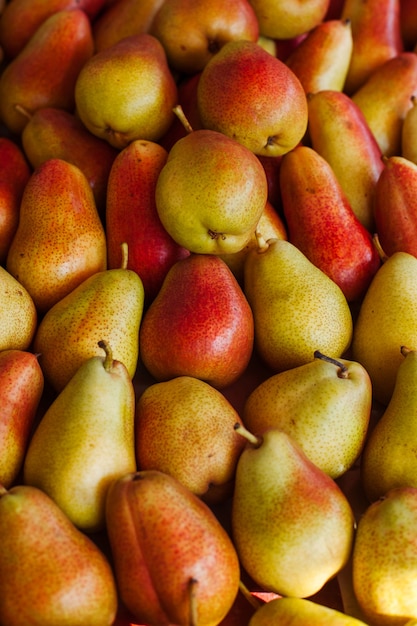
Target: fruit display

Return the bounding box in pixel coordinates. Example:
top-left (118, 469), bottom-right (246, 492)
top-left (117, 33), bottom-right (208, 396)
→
top-left (1, 0), bottom-right (417, 624)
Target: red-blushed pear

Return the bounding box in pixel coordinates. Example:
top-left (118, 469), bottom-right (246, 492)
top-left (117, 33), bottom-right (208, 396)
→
top-left (155, 129), bottom-right (268, 255)
top-left (341, 0), bottom-right (403, 94)
top-left (6, 158), bottom-right (107, 314)
top-left (139, 253), bottom-right (254, 389)
top-left (105, 139), bottom-right (189, 307)
top-left (402, 95), bottom-right (417, 165)
top-left (0, 484), bottom-right (118, 626)
top-left (20, 107), bottom-right (119, 216)
top-left (0, 137), bottom-right (31, 264)
top-left (306, 89), bottom-right (384, 233)
top-left (74, 33), bottom-right (178, 150)
top-left (0, 9), bottom-right (94, 136)
top-left (279, 145), bottom-right (381, 303)
top-left (373, 156), bottom-right (417, 258)
top-left (105, 470), bottom-right (241, 626)
top-left (197, 40), bottom-right (308, 157)
top-left (0, 267), bottom-right (37, 352)
top-left (0, 350), bottom-right (44, 488)
top-left (285, 18), bottom-right (353, 94)
top-left (247, 0), bottom-right (330, 40)
top-left (351, 51), bottom-right (417, 157)
top-left (150, 0), bottom-right (259, 74)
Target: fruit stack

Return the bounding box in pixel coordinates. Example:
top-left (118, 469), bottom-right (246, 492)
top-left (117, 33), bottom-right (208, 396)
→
top-left (1, 0), bottom-right (417, 624)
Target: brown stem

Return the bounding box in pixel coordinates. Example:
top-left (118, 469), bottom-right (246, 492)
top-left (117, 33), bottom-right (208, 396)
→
top-left (314, 350), bottom-right (349, 379)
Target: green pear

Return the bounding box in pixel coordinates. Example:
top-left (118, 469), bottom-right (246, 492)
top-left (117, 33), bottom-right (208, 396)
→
top-left (352, 486), bottom-right (417, 625)
top-left (155, 128), bottom-right (268, 255)
top-left (0, 484), bottom-right (118, 626)
top-left (248, 596), bottom-right (370, 625)
top-left (243, 235), bottom-right (353, 373)
top-left (23, 341), bottom-right (137, 532)
top-left (231, 426), bottom-right (356, 598)
top-left (0, 266), bottom-right (37, 351)
top-left (243, 351), bottom-right (372, 479)
top-left (361, 346), bottom-right (417, 502)
top-left (351, 251), bottom-right (417, 406)
top-left (74, 33), bottom-right (178, 149)
top-left (33, 243), bottom-right (144, 393)
top-left (135, 375), bottom-right (247, 503)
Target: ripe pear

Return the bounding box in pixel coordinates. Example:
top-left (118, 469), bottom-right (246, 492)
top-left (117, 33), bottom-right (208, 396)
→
top-left (352, 486), bottom-right (417, 625)
top-left (351, 251), bottom-right (417, 406)
top-left (139, 253), bottom-right (254, 388)
top-left (23, 341), bottom-right (137, 532)
top-left (402, 95), bottom-right (417, 164)
top-left (0, 484), bottom-right (118, 626)
top-left (243, 236), bottom-right (353, 373)
top-left (135, 375), bottom-right (247, 503)
top-left (0, 8), bottom-right (94, 135)
top-left (248, 596), bottom-right (371, 625)
top-left (6, 158), bottom-right (107, 314)
top-left (0, 350), bottom-right (44, 488)
top-left (106, 469), bottom-right (241, 625)
top-left (155, 128), bottom-right (268, 255)
top-left (150, 0), bottom-right (259, 74)
top-left (0, 266), bottom-right (37, 352)
top-left (197, 40), bottom-right (308, 157)
top-left (243, 351), bottom-right (372, 479)
top-left (33, 244), bottom-right (144, 392)
top-left (74, 33), bottom-right (178, 149)
top-left (231, 426), bottom-right (356, 598)
top-left (247, 0), bottom-right (330, 40)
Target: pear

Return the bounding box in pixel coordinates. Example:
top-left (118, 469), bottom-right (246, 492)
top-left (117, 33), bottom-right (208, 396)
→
top-left (352, 486), bottom-right (417, 625)
top-left (139, 253), bottom-right (254, 389)
top-left (351, 251), bottom-right (417, 406)
top-left (135, 375), bottom-right (247, 503)
top-left (105, 469), bottom-right (241, 625)
top-left (243, 351), bottom-right (372, 479)
top-left (246, 0), bottom-right (330, 40)
top-left (0, 484), bottom-right (118, 626)
top-left (231, 426), bottom-right (356, 598)
top-left (155, 128), bottom-right (268, 255)
top-left (6, 158), bottom-right (107, 314)
top-left (248, 596), bottom-right (371, 625)
top-left (74, 33), bottom-right (178, 149)
top-left (243, 236), bottom-right (353, 373)
top-left (402, 95), bottom-right (417, 165)
top-left (33, 243), bottom-right (144, 393)
top-left (0, 266), bottom-right (37, 352)
top-left (0, 8), bottom-right (94, 135)
top-left (197, 39), bottom-right (308, 157)
top-left (0, 350), bottom-right (44, 488)
top-left (23, 341), bottom-right (137, 532)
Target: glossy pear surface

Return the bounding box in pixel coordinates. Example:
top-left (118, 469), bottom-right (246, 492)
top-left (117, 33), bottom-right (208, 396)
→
top-left (0, 266), bottom-right (37, 352)
top-left (249, 596), bottom-right (371, 625)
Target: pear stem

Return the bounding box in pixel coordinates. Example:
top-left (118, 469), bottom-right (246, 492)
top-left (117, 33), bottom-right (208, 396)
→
top-left (173, 104), bottom-right (194, 134)
top-left (14, 103), bottom-right (32, 121)
top-left (254, 230), bottom-right (270, 253)
top-left (314, 350), bottom-right (349, 379)
top-left (401, 346), bottom-right (412, 358)
top-left (234, 422), bottom-right (262, 447)
top-left (0, 485), bottom-right (8, 497)
top-left (238, 580), bottom-right (263, 610)
top-left (98, 340), bottom-right (113, 372)
top-left (188, 577), bottom-right (199, 626)
top-left (120, 242), bottom-right (129, 270)
top-left (372, 232), bottom-right (389, 263)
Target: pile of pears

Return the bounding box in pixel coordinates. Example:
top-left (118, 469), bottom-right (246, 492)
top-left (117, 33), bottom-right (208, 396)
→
top-left (2, 0), bottom-right (417, 624)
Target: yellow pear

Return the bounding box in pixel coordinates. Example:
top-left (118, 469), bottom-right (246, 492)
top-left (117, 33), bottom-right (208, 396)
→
top-left (23, 341), bottom-right (137, 532)
top-left (0, 266), bottom-right (37, 351)
top-left (402, 95), bottom-right (417, 165)
top-left (249, 596), bottom-right (371, 625)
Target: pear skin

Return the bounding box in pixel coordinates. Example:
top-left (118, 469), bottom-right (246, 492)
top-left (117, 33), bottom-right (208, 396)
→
top-left (0, 8), bottom-right (94, 135)
top-left (247, 0), bottom-right (330, 40)
top-left (0, 350), bottom-right (44, 488)
top-left (23, 341), bottom-right (137, 532)
top-left (139, 253), bottom-right (254, 388)
top-left (231, 427), bottom-right (356, 598)
top-left (352, 486), bottom-right (417, 625)
top-left (0, 266), bottom-right (37, 352)
top-left (249, 596), bottom-right (371, 625)
top-left (105, 470), bottom-right (241, 626)
top-left (402, 95), bottom-right (417, 165)
top-left (6, 158), bottom-right (107, 313)
top-left (243, 237), bottom-right (353, 373)
top-left (0, 484), bottom-right (118, 626)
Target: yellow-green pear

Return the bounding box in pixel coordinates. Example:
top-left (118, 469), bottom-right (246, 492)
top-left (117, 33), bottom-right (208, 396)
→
top-left (23, 341), bottom-right (137, 532)
top-left (243, 235), bottom-right (353, 373)
top-left (352, 486), bottom-right (417, 625)
top-left (248, 596), bottom-right (371, 625)
top-left (361, 347), bottom-right (417, 502)
top-left (231, 426), bottom-right (356, 598)
top-left (33, 243), bottom-right (144, 393)
top-left (74, 33), bottom-right (178, 149)
top-left (243, 351), bottom-right (372, 479)
top-left (0, 266), bottom-right (37, 351)
top-left (351, 251), bottom-right (417, 406)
